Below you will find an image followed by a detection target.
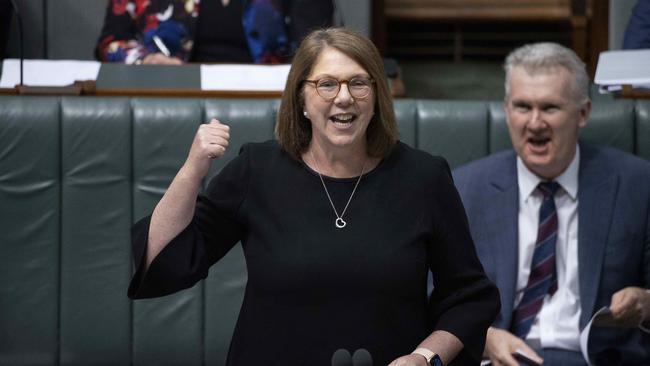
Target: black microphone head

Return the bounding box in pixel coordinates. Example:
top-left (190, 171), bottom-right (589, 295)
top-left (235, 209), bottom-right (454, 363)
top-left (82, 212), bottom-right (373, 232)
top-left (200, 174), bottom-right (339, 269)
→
top-left (352, 348), bottom-right (373, 366)
top-left (331, 348), bottom-right (353, 366)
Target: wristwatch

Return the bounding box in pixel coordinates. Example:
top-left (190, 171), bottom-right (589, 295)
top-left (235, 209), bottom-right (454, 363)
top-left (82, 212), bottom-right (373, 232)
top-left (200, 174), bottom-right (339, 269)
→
top-left (412, 347), bottom-right (443, 366)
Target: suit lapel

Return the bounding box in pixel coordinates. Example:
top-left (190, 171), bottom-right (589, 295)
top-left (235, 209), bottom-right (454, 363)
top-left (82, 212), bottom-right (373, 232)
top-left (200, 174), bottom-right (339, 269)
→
top-left (577, 145), bottom-right (619, 328)
top-left (487, 153), bottom-right (520, 328)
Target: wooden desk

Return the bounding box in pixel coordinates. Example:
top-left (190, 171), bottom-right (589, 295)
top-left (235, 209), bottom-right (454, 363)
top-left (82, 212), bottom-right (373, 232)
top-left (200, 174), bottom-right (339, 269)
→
top-left (621, 85), bottom-right (650, 100)
top-left (0, 85), bottom-right (283, 98)
top-left (0, 62), bottom-right (406, 98)
top-left (0, 63), bottom-right (286, 98)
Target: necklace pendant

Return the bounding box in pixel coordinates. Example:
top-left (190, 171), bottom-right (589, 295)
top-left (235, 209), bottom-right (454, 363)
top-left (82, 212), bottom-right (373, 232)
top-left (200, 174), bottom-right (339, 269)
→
top-left (335, 217), bottom-right (346, 228)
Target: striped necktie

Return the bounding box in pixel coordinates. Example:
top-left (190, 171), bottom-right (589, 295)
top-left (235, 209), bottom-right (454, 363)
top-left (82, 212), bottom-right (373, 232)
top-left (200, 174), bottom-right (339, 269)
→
top-left (511, 181), bottom-right (561, 339)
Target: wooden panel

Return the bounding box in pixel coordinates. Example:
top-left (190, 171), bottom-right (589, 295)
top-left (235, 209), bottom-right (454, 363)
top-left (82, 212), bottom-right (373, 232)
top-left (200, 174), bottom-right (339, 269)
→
top-left (386, 0), bottom-right (569, 5)
top-left (380, 0), bottom-right (592, 61)
top-left (588, 0), bottom-right (609, 77)
top-left (385, 0), bottom-right (572, 20)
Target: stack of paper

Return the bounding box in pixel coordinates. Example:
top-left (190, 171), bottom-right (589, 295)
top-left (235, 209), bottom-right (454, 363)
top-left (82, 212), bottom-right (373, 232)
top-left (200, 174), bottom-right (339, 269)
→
top-left (0, 59), bottom-right (101, 87)
top-left (201, 64), bottom-right (290, 91)
top-left (594, 49), bottom-right (650, 93)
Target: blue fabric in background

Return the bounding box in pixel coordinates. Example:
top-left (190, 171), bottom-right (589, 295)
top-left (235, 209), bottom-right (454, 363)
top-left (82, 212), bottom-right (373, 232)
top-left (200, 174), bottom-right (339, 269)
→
top-left (623, 0), bottom-right (650, 49)
top-left (143, 20), bottom-right (189, 55)
top-left (243, 0), bottom-right (289, 63)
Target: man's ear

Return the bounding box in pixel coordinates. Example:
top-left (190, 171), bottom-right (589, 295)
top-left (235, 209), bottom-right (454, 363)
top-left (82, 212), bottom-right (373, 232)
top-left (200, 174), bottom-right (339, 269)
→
top-left (503, 98), bottom-right (511, 126)
top-left (578, 100), bottom-right (591, 129)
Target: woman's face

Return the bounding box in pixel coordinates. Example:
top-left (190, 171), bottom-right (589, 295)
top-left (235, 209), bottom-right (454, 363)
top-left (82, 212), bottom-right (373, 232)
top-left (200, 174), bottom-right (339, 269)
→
top-left (302, 47), bottom-right (375, 154)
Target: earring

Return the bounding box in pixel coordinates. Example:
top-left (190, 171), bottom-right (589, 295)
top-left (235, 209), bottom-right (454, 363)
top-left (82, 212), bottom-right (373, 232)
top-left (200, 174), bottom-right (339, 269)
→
top-left (303, 111), bottom-right (308, 118)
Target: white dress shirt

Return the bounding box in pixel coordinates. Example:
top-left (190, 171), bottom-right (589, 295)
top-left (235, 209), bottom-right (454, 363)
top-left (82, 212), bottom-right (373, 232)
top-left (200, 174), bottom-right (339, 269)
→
top-left (515, 145), bottom-right (581, 351)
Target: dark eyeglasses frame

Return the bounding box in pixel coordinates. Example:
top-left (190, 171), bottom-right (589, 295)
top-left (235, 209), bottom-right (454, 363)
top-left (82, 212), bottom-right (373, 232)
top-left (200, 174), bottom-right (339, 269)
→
top-left (303, 77), bottom-right (375, 101)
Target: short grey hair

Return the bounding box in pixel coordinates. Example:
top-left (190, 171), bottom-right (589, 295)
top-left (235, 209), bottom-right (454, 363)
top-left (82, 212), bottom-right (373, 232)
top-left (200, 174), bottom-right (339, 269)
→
top-left (504, 42), bottom-right (590, 103)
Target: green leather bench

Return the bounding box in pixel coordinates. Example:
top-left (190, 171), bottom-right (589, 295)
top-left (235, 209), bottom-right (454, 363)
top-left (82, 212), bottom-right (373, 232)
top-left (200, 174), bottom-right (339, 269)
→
top-left (1, 96), bottom-right (648, 365)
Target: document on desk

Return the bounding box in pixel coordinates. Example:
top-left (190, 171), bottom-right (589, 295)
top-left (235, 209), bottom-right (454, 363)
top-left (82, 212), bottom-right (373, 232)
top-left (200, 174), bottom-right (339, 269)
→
top-left (595, 49), bottom-right (650, 93)
top-left (201, 64), bottom-right (291, 91)
top-left (0, 59), bottom-right (101, 87)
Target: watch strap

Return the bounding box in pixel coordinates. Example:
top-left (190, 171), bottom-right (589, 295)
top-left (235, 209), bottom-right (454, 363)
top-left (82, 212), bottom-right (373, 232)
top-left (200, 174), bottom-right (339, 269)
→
top-left (411, 348), bottom-right (442, 366)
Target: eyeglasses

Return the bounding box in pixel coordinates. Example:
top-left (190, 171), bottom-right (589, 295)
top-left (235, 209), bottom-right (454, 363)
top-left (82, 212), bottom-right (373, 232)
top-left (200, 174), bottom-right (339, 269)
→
top-left (304, 77), bottom-right (374, 100)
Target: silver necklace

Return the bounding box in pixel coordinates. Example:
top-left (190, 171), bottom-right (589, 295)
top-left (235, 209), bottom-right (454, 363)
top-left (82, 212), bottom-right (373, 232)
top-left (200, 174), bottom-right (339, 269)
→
top-left (309, 150), bottom-right (366, 229)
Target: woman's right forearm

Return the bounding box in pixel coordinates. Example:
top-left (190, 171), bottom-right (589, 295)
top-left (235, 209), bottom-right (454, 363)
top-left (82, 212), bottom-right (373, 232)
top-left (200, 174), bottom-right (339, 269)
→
top-left (145, 164), bottom-right (205, 269)
top-left (145, 119), bottom-right (230, 269)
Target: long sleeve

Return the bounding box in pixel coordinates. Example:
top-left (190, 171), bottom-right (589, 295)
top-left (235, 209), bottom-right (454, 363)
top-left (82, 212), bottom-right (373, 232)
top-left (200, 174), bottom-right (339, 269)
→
top-left (128, 145), bottom-right (251, 299)
top-left (427, 157), bottom-right (501, 363)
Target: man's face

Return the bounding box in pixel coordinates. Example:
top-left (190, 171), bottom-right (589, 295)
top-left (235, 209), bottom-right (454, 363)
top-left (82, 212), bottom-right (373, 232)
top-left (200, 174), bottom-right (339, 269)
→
top-left (505, 66), bottom-right (591, 179)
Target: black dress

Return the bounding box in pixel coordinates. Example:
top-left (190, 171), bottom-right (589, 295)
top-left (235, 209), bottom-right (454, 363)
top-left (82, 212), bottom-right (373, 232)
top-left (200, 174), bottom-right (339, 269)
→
top-left (128, 141), bottom-right (500, 366)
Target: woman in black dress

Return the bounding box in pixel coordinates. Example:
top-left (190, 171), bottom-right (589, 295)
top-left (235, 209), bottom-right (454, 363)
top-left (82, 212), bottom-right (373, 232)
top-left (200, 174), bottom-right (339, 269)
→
top-left (128, 28), bottom-right (500, 366)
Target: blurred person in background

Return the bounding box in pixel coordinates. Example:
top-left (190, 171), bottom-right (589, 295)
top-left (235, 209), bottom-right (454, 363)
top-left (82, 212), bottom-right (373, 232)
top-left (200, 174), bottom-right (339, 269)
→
top-left (95, 0), bottom-right (333, 64)
top-left (623, 0), bottom-right (650, 49)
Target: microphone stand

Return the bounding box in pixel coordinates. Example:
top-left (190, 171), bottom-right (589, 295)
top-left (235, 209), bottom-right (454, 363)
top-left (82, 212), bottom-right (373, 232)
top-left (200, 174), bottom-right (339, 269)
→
top-left (9, 0), bottom-right (22, 86)
top-left (8, 0), bottom-right (93, 96)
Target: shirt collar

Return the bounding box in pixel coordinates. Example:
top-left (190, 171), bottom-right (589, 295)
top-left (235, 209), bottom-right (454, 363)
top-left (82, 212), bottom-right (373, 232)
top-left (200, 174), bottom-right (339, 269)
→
top-left (517, 144), bottom-right (580, 201)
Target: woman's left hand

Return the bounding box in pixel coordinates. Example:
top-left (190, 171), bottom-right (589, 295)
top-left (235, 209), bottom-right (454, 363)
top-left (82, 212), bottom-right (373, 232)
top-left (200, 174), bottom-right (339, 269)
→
top-left (388, 354), bottom-right (430, 366)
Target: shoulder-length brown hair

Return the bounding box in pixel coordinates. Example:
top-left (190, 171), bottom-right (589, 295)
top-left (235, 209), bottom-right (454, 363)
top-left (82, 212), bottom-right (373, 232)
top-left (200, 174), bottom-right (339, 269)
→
top-left (275, 28), bottom-right (398, 160)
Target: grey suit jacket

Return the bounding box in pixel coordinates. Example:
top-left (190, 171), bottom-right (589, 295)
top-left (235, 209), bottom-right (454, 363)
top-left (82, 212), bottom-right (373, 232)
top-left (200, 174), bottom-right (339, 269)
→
top-left (453, 143), bottom-right (650, 365)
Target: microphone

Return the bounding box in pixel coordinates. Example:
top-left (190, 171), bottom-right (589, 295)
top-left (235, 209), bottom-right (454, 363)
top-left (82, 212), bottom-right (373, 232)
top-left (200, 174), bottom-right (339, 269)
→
top-left (331, 348), bottom-right (353, 366)
top-left (5, 1), bottom-right (89, 96)
top-left (352, 348), bottom-right (373, 366)
top-left (9, 0), bottom-right (22, 86)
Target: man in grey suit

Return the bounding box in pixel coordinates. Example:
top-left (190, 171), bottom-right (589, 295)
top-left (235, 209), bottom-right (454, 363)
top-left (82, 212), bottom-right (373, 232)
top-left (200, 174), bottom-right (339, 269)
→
top-left (453, 43), bottom-right (650, 365)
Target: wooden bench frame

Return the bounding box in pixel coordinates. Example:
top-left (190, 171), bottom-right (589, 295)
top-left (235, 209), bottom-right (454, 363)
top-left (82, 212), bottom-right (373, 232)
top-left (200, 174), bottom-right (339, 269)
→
top-left (373, 0), bottom-right (590, 62)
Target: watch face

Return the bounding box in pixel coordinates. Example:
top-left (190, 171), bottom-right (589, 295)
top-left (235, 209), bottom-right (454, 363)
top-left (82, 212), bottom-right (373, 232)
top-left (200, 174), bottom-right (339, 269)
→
top-left (430, 354), bottom-right (443, 366)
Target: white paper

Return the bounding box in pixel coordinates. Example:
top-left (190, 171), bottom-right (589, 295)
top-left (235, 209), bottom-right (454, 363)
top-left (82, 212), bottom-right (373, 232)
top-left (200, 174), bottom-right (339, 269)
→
top-left (580, 306), bottom-right (614, 366)
top-left (0, 59), bottom-right (101, 87)
top-left (200, 64), bottom-right (290, 91)
top-left (594, 49), bottom-right (650, 91)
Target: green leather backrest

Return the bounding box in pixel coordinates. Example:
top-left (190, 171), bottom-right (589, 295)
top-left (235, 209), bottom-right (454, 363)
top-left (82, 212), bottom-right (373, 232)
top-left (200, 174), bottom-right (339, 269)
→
top-left (132, 99), bottom-right (205, 366)
top-left (637, 101), bottom-right (650, 161)
top-left (0, 96), bottom-right (59, 365)
top-left (417, 100), bottom-right (489, 168)
top-left (0, 96), bottom-right (646, 365)
top-left (60, 97), bottom-right (132, 365)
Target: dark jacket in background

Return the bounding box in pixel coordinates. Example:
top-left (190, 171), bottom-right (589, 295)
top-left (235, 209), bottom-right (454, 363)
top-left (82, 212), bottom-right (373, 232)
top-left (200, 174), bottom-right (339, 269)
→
top-left (623, 0), bottom-right (650, 49)
top-left (453, 144), bottom-right (650, 365)
top-left (0, 0), bottom-right (13, 59)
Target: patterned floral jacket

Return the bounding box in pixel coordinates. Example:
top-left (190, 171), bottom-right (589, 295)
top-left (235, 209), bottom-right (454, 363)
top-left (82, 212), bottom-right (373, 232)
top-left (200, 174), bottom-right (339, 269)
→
top-left (95, 0), bottom-right (332, 64)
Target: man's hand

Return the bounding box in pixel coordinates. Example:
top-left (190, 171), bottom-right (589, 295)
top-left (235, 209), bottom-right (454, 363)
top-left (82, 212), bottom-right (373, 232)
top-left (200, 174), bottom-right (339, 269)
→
top-left (484, 327), bottom-right (543, 366)
top-left (609, 286), bottom-right (650, 327)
